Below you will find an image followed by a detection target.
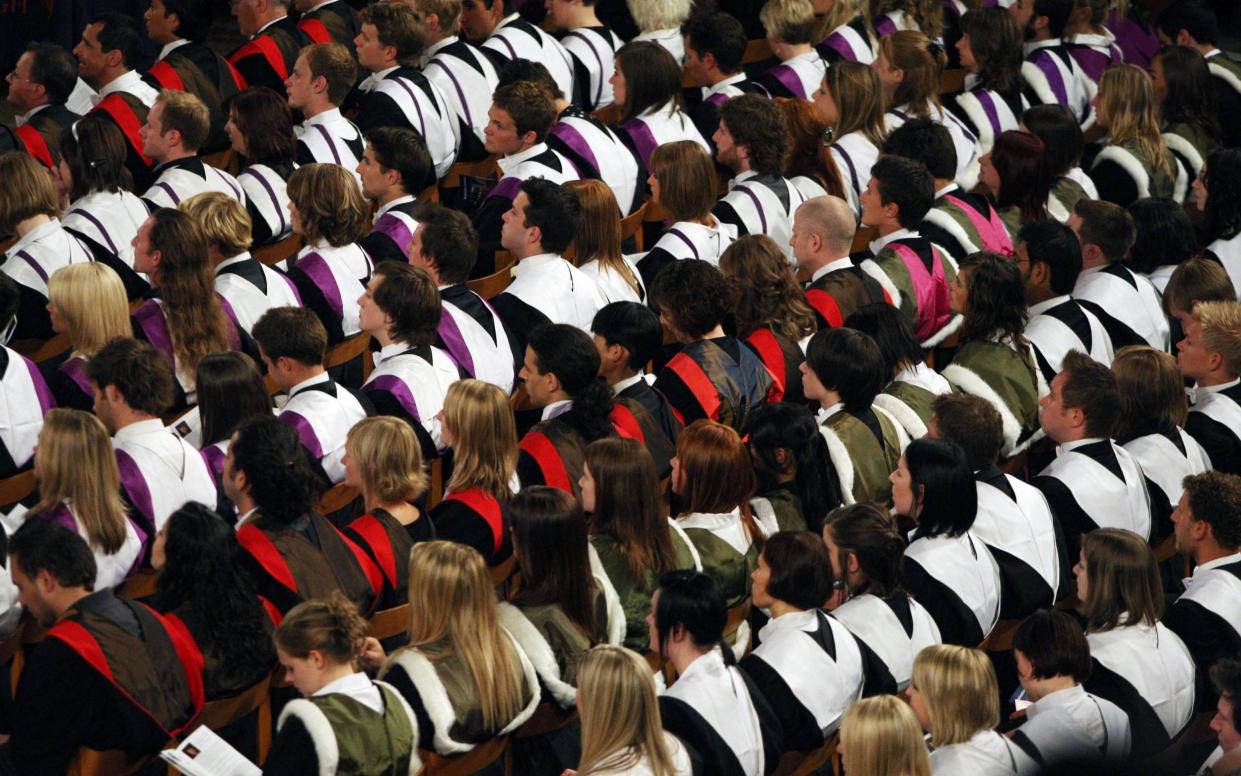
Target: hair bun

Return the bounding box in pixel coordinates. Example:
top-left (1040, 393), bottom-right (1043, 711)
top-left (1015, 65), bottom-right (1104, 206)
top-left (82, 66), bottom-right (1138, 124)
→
top-left (927, 37), bottom-right (945, 55)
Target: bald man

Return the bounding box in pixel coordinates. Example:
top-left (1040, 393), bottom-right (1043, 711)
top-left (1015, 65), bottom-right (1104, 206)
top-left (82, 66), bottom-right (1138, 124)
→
top-left (790, 196), bottom-right (890, 329)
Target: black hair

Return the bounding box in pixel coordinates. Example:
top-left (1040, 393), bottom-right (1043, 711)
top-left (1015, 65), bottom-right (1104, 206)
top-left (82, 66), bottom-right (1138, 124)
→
top-left (365, 126), bottom-right (434, 194)
top-left (88, 12), bottom-right (142, 70)
top-left (870, 155), bottom-right (934, 227)
top-left (1017, 218), bottom-right (1082, 296)
top-left (1031, 0), bottom-right (1074, 38)
top-left (414, 202), bottom-right (479, 283)
top-left (681, 12), bottom-right (747, 74)
top-left (1155, 46), bottom-right (1223, 147)
top-left (881, 118), bottom-right (957, 181)
top-left (496, 59), bottom-right (563, 100)
top-left (761, 531), bottom-right (834, 610)
top-left (648, 259), bottom-right (734, 340)
top-left (529, 323), bottom-right (614, 442)
top-left (747, 403), bottom-right (841, 531)
top-left (1211, 658), bottom-right (1241, 730)
top-left (1012, 609), bottom-right (1092, 682)
top-left (591, 301), bottom-right (663, 371)
top-left (160, 0), bottom-right (211, 43)
top-left (906, 437), bottom-right (978, 539)
top-left (520, 178), bottom-right (580, 254)
top-left (1155, 1), bottom-right (1219, 44)
top-left (805, 327), bottom-right (885, 412)
top-left (24, 42), bottom-right (78, 104)
top-left (719, 95), bottom-right (789, 177)
top-left (1203, 148), bottom-right (1241, 242)
top-left (1127, 198), bottom-right (1197, 275)
top-left (9, 519), bottom-right (96, 590)
top-left (231, 415), bottom-right (325, 524)
top-left (1021, 104), bottom-right (1084, 176)
top-left (654, 569), bottom-right (732, 664)
top-left (197, 352), bottom-right (272, 447)
top-left (844, 302), bottom-right (925, 379)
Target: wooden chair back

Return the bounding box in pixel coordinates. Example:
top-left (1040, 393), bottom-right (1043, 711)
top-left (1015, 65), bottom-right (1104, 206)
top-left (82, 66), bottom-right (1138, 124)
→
top-left (319, 482), bottom-right (360, 516)
top-left (14, 333), bottom-right (70, 364)
top-left (0, 469), bottom-right (37, 510)
top-left (193, 674), bottom-right (274, 764)
top-left (490, 554), bottom-right (519, 598)
top-left (725, 598), bottom-right (752, 656)
top-left (620, 200), bottom-right (649, 252)
top-left (326, 332), bottom-right (375, 383)
top-left (592, 104), bottom-right (621, 126)
top-left (465, 254), bottom-right (517, 300)
top-left (427, 457), bottom-right (444, 509)
top-left (978, 617), bottom-right (1023, 653)
top-left (439, 157), bottom-right (500, 192)
top-left (202, 148), bottom-right (238, 174)
top-left (369, 604), bottom-right (412, 641)
top-left (512, 703), bottom-right (578, 740)
top-left (940, 69), bottom-right (966, 94)
top-left (772, 733), bottom-right (840, 776)
top-left (254, 232), bottom-right (302, 267)
top-left (851, 225), bottom-right (878, 255)
top-left (743, 38), bottom-right (773, 64)
top-left (118, 569), bottom-right (161, 601)
top-left (418, 735), bottom-right (509, 776)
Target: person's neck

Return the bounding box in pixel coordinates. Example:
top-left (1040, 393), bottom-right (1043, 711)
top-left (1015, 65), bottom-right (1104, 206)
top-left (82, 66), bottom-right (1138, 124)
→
top-left (302, 100), bottom-right (337, 121)
top-left (1197, 370), bottom-right (1238, 389)
top-left (157, 148), bottom-right (196, 166)
top-left (15, 95), bottom-right (49, 113)
top-left (542, 390), bottom-right (572, 408)
top-left (705, 67), bottom-right (735, 87)
top-left (818, 388), bottom-right (842, 410)
top-left (254, 10), bottom-right (285, 30)
top-left (667, 642), bottom-right (711, 676)
top-left (284, 365), bottom-right (327, 391)
top-left (775, 41), bottom-right (812, 60)
top-left (376, 188), bottom-right (408, 209)
top-left (425, 28), bottom-right (447, 47)
top-left (506, 140), bottom-right (539, 159)
top-left (308, 662), bottom-right (357, 697)
top-left (564, 7), bottom-right (601, 28)
top-left (1027, 283), bottom-right (1055, 306)
top-left (803, 250), bottom-right (847, 275)
top-left (602, 366), bottom-right (636, 388)
top-left (1194, 541), bottom-right (1236, 567)
top-left (1052, 428), bottom-right (1090, 446)
top-left (15, 213), bottom-right (51, 237)
top-left (364, 492), bottom-right (408, 516)
top-left (769, 600), bottom-right (800, 619)
top-left (372, 328), bottom-right (399, 348)
top-left (1027, 675), bottom-right (1077, 703)
top-left (48, 587), bottom-right (93, 623)
top-left (1031, 28), bottom-right (1053, 43)
top-left (875, 220), bottom-right (902, 238)
top-left (553, 97), bottom-right (570, 114)
top-left (934, 178), bottom-right (954, 192)
top-left (1064, 19), bottom-right (1094, 37)
top-left (234, 492), bottom-right (257, 516)
top-left (371, 58), bottom-right (399, 75)
top-left (515, 243), bottom-right (548, 260)
top-left (113, 409), bottom-right (158, 434)
top-left (692, 324), bottom-right (726, 342)
top-left (1080, 254), bottom-right (1111, 271)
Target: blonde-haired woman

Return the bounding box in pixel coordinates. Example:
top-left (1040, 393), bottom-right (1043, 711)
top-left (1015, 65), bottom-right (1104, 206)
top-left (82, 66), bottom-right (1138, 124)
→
top-left (756, 0), bottom-right (828, 100)
top-left (813, 62), bottom-right (887, 215)
top-left (566, 180), bottom-right (644, 304)
top-left (839, 695), bottom-right (931, 776)
top-left (365, 541), bottom-right (539, 756)
top-left (1089, 64), bottom-right (1188, 206)
top-left (575, 645), bottom-right (692, 775)
top-left (11, 409), bottom-right (144, 589)
top-left (0, 151), bottom-right (94, 341)
top-left (429, 379), bottom-right (517, 565)
top-left (909, 644), bottom-right (1035, 773)
top-left (43, 263), bottom-right (133, 410)
top-left (812, 0), bottom-right (875, 65)
top-left (342, 416), bottom-right (434, 609)
top-left (285, 163), bottom-right (372, 343)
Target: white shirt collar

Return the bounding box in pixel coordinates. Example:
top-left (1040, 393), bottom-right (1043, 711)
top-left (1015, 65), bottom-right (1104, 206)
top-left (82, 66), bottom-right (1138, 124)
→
top-left (289, 371), bottom-right (331, 396)
top-left (1029, 294), bottom-right (1071, 316)
top-left (499, 142), bottom-right (549, 173)
top-left (702, 71), bottom-right (748, 99)
top-left (114, 417), bottom-right (170, 443)
top-left (1027, 684), bottom-right (1086, 719)
top-left (1024, 39), bottom-right (1061, 56)
top-left (303, 0), bottom-right (337, 12)
top-left (782, 50), bottom-right (820, 67)
top-left (15, 103), bottom-right (49, 127)
top-left (935, 182), bottom-right (960, 198)
top-left (376, 340), bottom-right (411, 363)
top-left (215, 252), bottom-right (253, 272)
top-left (612, 373), bottom-right (644, 395)
top-left (513, 252), bottom-right (565, 277)
top-left (303, 107), bottom-right (343, 128)
top-left (97, 70), bottom-right (152, 102)
top-left (1192, 551), bottom-right (1241, 578)
top-left (313, 672), bottom-right (384, 714)
top-left (811, 256), bottom-right (854, 282)
top-left (817, 402), bottom-right (845, 424)
top-left (360, 64), bottom-right (400, 91)
top-left (254, 15), bottom-right (288, 37)
top-left (541, 398), bottom-right (573, 420)
top-left (870, 227), bottom-right (918, 254)
top-left (756, 608), bottom-right (817, 643)
top-left (422, 36), bottom-right (457, 63)
top-left (376, 194), bottom-right (416, 216)
top-left (1058, 437), bottom-right (1106, 455)
top-left (234, 508), bottom-right (260, 530)
top-left (157, 39), bottom-right (191, 60)
top-left (730, 169), bottom-right (758, 187)
top-left (1198, 377), bottom-right (1241, 395)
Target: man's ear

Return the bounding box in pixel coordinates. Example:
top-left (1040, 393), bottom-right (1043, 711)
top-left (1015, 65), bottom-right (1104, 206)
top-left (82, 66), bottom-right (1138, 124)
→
top-left (311, 73), bottom-right (329, 95)
top-left (35, 568), bottom-right (58, 595)
top-left (702, 51), bottom-right (717, 72)
top-left (104, 383), bottom-right (124, 406)
top-left (1030, 260), bottom-right (1050, 287)
top-left (103, 47), bottom-right (124, 70)
top-left (519, 129), bottom-right (538, 149)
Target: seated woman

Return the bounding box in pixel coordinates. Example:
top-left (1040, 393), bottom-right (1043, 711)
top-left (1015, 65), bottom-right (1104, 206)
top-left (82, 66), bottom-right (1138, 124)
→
top-left (823, 503), bottom-right (942, 693)
top-left (719, 235), bottom-right (815, 405)
top-left (343, 416), bottom-right (435, 610)
top-left (875, 31), bottom-right (979, 188)
top-left (653, 570), bottom-right (783, 776)
top-left (747, 403), bottom-right (837, 534)
top-left (814, 62), bottom-right (887, 216)
top-left (1021, 104), bottom-right (1097, 220)
top-left (1112, 346), bottom-right (1210, 540)
top-left (755, 0), bottom-right (828, 100)
top-left (429, 379), bottom-right (516, 566)
top-left (1198, 147), bottom-right (1241, 295)
top-left (977, 131), bottom-right (1052, 235)
top-left (774, 98), bottom-right (845, 201)
top-left (1127, 197), bottom-right (1197, 294)
top-left (943, 8), bottom-right (1023, 156)
top-left (1008, 609), bottom-right (1132, 767)
top-left (223, 86), bottom-right (298, 247)
top-left (611, 42), bottom-right (708, 178)
top-left (940, 252), bottom-right (1043, 459)
top-left (896, 439), bottom-right (1002, 646)
top-left (152, 502), bottom-right (275, 701)
top-left (56, 116), bottom-right (150, 299)
top-left (583, 437), bottom-right (700, 652)
top-left (872, 0), bottom-right (940, 36)
top-left (565, 180), bottom-right (644, 305)
top-left (1076, 528), bottom-right (1196, 757)
top-left (812, 0), bottom-right (875, 65)
top-left (909, 644), bottom-right (1035, 773)
top-left (266, 592), bottom-right (420, 775)
top-left (1153, 45), bottom-right (1221, 194)
top-left (637, 141), bottom-right (736, 288)
top-left (651, 260), bottom-right (774, 434)
top-left (670, 420), bottom-right (763, 642)
top-left (739, 531), bottom-right (866, 748)
top-left (42, 263), bottom-right (133, 411)
top-left (574, 644), bottom-right (692, 774)
top-left (193, 352), bottom-right (273, 485)
top-left (838, 695), bottom-right (931, 776)
top-left (371, 541), bottom-right (540, 756)
top-left (845, 302), bottom-right (951, 440)
top-left (629, 0), bottom-right (691, 62)
top-left (0, 151), bottom-right (94, 341)
top-left (285, 163), bottom-right (373, 344)
top-left (501, 487), bottom-right (617, 712)
top-left (11, 409), bottom-right (143, 589)
top-left (802, 327), bottom-right (909, 506)
top-left (1089, 64), bottom-right (1187, 207)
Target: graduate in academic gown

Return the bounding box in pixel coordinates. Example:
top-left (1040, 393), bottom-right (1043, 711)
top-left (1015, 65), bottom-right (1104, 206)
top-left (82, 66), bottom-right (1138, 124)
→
top-left (612, 42), bottom-right (709, 180)
top-left (591, 301), bottom-right (683, 449)
top-left (814, 8), bottom-right (875, 65)
top-left (816, 63), bottom-right (886, 218)
top-left (1017, 18), bottom-right (1092, 126)
top-left (1089, 66), bottom-right (1188, 207)
top-left (1179, 301), bottom-right (1241, 476)
top-left (223, 86), bottom-right (299, 249)
top-left (138, 88), bottom-right (247, 211)
top-left (942, 8), bottom-right (1025, 157)
top-left (651, 570), bottom-right (784, 776)
top-left (753, 7), bottom-right (827, 101)
top-left (295, 0), bottom-right (361, 55)
top-left (896, 440), bottom-right (1003, 647)
top-left (0, 276), bottom-right (55, 480)
top-left (420, 22), bottom-right (502, 162)
top-left (228, 6), bottom-right (310, 98)
top-left (288, 45), bottom-right (365, 177)
top-left (747, 404), bottom-right (840, 535)
top-left (682, 13), bottom-right (762, 148)
top-left (477, 7), bottom-right (576, 101)
top-left (355, 128), bottom-right (430, 267)
top-left (546, 0), bottom-right (624, 112)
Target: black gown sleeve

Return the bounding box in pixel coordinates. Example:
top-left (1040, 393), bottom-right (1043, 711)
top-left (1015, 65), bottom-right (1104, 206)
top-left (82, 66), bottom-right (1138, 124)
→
top-left (1087, 158), bottom-right (1141, 208)
top-left (262, 714), bottom-right (322, 775)
top-left (285, 265), bottom-right (347, 344)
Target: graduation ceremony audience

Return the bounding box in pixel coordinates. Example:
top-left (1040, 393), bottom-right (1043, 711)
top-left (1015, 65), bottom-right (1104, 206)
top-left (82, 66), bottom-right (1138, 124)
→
top-left (1, 0), bottom-right (1240, 772)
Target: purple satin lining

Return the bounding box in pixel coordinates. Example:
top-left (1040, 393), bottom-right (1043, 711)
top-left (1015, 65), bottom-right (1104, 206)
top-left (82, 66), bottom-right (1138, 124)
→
top-left (622, 119), bottom-right (659, 172)
top-left (437, 311), bottom-right (476, 377)
top-left (297, 252), bottom-right (344, 319)
top-left (67, 209), bottom-right (118, 254)
top-left (550, 123), bottom-right (602, 178)
top-left (972, 90), bottom-right (1004, 139)
top-left (278, 410), bottom-right (324, 459)
top-left (371, 213), bottom-right (415, 254)
top-left (366, 374), bottom-right (421, 420)
top-left (733, 185), bottom-right (768, 234)
top-left (1031, 52), bottom-right (1070, 107)
top-left (202, 444), bottom-right (226, 479)
top-left (21, 355), bottom-right (55, 413)
top-left (115, 449), bottom-right (156, 528)
top-left (132, 301), bottom-right (175, 358)
top-left (766, 64), bottom-right (807, 99)
top-left (60, 356), bottom-right (94, 397)
top-left (244, 167), bottom-right (288, 235)
top-left (1069, 47), bottom-right (1114, 83)
top-left (822, 31), bottom-right (856, 62)
top-left (874, 16), bottom-right (897, 37)
top-left (488, 176), bottom-right (522, 202)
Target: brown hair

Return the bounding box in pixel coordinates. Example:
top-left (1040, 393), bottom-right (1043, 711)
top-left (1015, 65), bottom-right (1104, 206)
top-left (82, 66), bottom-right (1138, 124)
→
top-left (760, 0), bottom-right (817, 44)
top-left (1059, 350), bottom-right (1119, 438)
top-left (287, 163), bottom-right (369, 247)
top-left (179, 191), bottom-right (252, 256)
top-left (774, 97), bottom-right (844, 198)
top-left (822, 62), bottom-right (888, 148)
top-left (1163, 256), bottom-right (1237, 317)
top-left (566, 180), bottom-right (640, 298)
top-left (1111, 346), bottom-right (1188, 438)
top-left (649, 140), bottom-right (717, 223)
top-left (930, 393), bottom-right (1003, 471)
top-left (372, 261), bottom-right (441, 346)
top-left (511, 486), bottom-right (602, 640)
top-left (1097, 64), bottom-right (1173, 180)
top-left (585, 438), bottom-right (676, 579)
top-left (0, 151), bottom-right (59, 234)
top-left (358, 2), bottom-right (427, 63)
top-left (1183, 471), bottom-right (1241, 550)
top-left (300, 42), bottom-right (357, 106)
top-left (878, 31), bottom-right (946, 115)
top-left (823, 503), bottom-right (906, 598)
top-left (1080, 527), bottom-right (1162, 631)
top-left (492, 81), bottom-right (556, 142)
top-left (275, 590), bottom-right (368, 663)
top-left (718, 234), bottom-right (816, 342)
top-left (443, 379), bottom-right (518, 500)
top-left (674, 420), bottom-right (763, 548)
top-left (224, 87), bottom-right (296, 163)
top-left (156, 89), bottom-right (210, 153)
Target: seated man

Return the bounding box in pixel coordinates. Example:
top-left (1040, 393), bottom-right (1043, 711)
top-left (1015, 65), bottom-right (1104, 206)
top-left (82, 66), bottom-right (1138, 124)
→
top-left (1164, 471), bottom-right (1241, 712)
top-left (791, 195), bottom-right (889, 329)
top-left (681, 13), bottom-right (756, 147)
top-left (140, 90), bottom-right (245, 210)
top-left (228, 0), bottom-right (308, 98)
top-left (592, 301), bottom-right (682, 445)
top-left (1010, 0), bottom-right (1092, 125)
top-left (467, 0), bottom-right (575, 100)
top-left (0, 275), bottom-right (55, 480)
top-left (359, 261), bottom-right (463, 458)
top-left (1198, 658), bottom-right (1241, 776)
top-left (411, 203), bottom-right (518, 393)
top-left (350, 3), bottom-right (458, 179)
top-left (416, 0), bottom-right (501, 161)
top-left (226, 415), bottom-right (381, 615)
top-left (287, 42), bottom-right (363, 180)
top-left (931, 393), bottom-right (1064, 618)
top-left (857, 155), bottom-right (959, 348)
top-left (1018, 219), bottom-right (1114, 383)
top-left (1033, 351), bottom-right (1153, 561)
top-left (652, 259), bottom-right (775, 433)
top-left (293, 0), bottom-right (360, 53)
top-left (1155, 3), bottom-right (1241, 148)
top-left (1180, 300), bottom-right (1241, 475)
top-left (6, 521), bottom-right (204, 775)
top-left (6, 43), bottom-right (81, 169)
top-left (142, 0), bottom-right (245, 153)
top-left (357, 127), bottom-right (434, 265)
top-left (491, 178), bottom-right (603, 362)
top-left (471, 81), bottom-right (579, 273)
top-left (87, 337), bottom-right (217, 541)
top-left (251, 306), bottom-right (375, 484)
top-left (543, 0), bottom-right (624, 110)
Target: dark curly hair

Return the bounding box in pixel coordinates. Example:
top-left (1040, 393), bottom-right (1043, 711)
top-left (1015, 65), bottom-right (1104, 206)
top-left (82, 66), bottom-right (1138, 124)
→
top-left (231, 415), bottom-right (325, 523)
top-left (718, 235), bottom-right (816, 343)
top-left (719, 95), bottom-right (788, 177)
top-left (155, 503), bottom-right (275, 697)
top-left (957, 251), bottom-right (1028, 347)
top-left (1204, 148), bottom-right (1241, 242)
top-left (648, 259), bottom-right (734, 340)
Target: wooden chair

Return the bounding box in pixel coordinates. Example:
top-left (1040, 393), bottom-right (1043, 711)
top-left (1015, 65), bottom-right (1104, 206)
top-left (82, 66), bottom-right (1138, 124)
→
top-left (0, 237), bottom-right (13, 255)
top-left (438, 156), bottom-right (500, 193)
top-left (465, 254), bottom-right (518, 300)
top-left (190, 674), bottom-right (274, 764)
top-left (743, 38), bottom-right (774, 65)
top-left (326, 332), bottom-right (376, 383)
top-left (319, 482), bottom-right (360, 516)
top-left (427, 457), bottom-right (444, 509)
top-left (978, 617), bottom-right (1024, 652)
top-left (13, 332), bottom-right (70, 363)
top-left (511, 702), bottom-right (578, 740)
top-left (118, 569), bottom-right (160, 601)
top-left (370, 603), bottom-right (412, 641)
top-left (67, 748), bottom-right (153, 776)
top-left (254, 232), bottom-right (302, 267)
top-left (773, 733), bottom-right (840, 776)
top-left (202, 148), bottom-right (237, 174)
top-left (418, 735), bottom-right (510, 776)
top-left (940, 69), bottom-right (966, 95)
top-left (999, 449), bottom-right (1029, 479)
top-left (851, 225), bottom-right (878, 254)
top-left (0, 469), bottom-right (37, 510)
top-left (419, 181), bottom-right (441, 205)
top-left (621, 201), bottom-right (649, 252)
top-left (592, 104), bottom-right (621, 126)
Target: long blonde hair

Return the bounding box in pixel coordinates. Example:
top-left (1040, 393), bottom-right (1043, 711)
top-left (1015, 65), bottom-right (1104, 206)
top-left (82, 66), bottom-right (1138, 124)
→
top-left (578, 645), bottom-right (679, 776)
top-left (823, 62), bottom-right (888, 148)
top-left (910, 644), bottom-right (999, 747)
top-left (1098, 64), bottom-right (1173, 179)
top-left (47, 263), bottom-right (133, 356)
top-left (396, 541), bottom-right (527, 730)
top-left (443, 379), bottom-right (518, 500)
top-left (814, 0), bottom-right (871, 47)
top-left (32, 409), bottom-right (129, 555)
top-left (566, 180), bottom-right (641, 297)
top-left (346, 416), bottom-right (427, 504)
top-left (839, 695), bottom-right (931, 776)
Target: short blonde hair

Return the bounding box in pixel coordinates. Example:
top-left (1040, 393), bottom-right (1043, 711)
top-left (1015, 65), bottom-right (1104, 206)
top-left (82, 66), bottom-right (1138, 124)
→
top-left (345, 416), bottom-right (428, 503)
top-left (156, 89), bottom-right (210, 152)
top-left (179, 191), bottom-right (253, 256)
top-left (760, 0), bottom-right (817, 44)
top-left (0, 151), bottom-right (59, 234)
top-left (1193, 300), bottom-right (1241, 377)
top-left (839, 695), bottom-right (931, 776)
top-left (417, 0), bottom-right (462, 36)
top-left (287, 163), bottom-right (368, 247)
top-left (910, 644), bottom-right (999, 747)
top-left (47, 263), bottom-right (133, 356)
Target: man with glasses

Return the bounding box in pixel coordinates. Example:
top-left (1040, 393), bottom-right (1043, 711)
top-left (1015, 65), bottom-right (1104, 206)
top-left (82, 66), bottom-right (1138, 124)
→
top-left (6, 43), bottom-right (82, 169)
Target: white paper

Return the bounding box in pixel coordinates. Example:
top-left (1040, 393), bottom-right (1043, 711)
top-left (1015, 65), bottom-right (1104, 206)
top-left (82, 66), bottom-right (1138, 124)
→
top-left (160, 725), bottom-right (261, 776)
